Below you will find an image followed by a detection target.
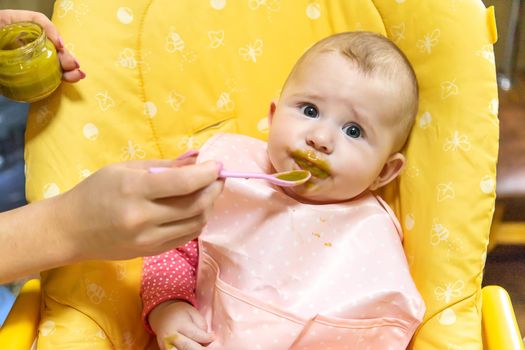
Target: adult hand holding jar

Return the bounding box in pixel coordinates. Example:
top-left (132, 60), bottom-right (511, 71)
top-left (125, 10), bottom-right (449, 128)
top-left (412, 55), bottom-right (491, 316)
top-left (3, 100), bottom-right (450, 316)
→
top-left (0, 9), bottom-right (85, 102)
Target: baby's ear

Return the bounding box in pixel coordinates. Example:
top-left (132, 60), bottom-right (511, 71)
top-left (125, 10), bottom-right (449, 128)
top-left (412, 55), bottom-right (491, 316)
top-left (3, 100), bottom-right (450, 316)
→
top-left (369, 153), bottom-right (406, 191)
top-left (268, 101), bottom-right (277, 124)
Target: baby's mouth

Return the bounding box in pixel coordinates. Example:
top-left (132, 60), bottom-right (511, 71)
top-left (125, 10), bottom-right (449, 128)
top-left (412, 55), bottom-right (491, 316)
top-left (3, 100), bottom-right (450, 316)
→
top-left (290, 149), bottom-right (331, 180)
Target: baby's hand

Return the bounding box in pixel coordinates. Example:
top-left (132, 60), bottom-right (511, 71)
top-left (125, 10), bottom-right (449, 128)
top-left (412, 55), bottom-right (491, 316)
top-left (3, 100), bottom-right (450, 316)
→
top-left (149, 300), bottom-right (213, 350)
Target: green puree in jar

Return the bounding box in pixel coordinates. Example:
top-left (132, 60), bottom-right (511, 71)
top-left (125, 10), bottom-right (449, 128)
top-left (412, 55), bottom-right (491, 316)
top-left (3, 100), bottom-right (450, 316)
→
top-left (0, 22), bottom-right (62, 102)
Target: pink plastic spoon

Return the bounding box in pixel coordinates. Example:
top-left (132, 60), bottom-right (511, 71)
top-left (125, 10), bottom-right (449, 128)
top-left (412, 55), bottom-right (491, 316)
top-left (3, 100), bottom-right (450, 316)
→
top-left (219, 169), bottom-right (311, 187)
top-left (149, 167), bottom-right (311, 187)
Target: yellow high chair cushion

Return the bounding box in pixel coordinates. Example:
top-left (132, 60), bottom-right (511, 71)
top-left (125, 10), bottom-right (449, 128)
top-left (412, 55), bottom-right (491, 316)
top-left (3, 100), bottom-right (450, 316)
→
top-left (25, 1), bottom-right (498, 349)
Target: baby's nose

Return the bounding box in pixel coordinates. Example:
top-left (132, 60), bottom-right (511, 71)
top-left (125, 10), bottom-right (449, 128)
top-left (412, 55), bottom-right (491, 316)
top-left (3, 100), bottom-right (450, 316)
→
top-left (306, 134), bottom-right (333, 154)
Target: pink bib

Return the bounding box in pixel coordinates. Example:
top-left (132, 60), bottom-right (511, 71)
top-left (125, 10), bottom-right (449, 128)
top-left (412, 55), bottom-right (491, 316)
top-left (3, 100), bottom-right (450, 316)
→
top-left (196, 134), bottom-right (425, 350)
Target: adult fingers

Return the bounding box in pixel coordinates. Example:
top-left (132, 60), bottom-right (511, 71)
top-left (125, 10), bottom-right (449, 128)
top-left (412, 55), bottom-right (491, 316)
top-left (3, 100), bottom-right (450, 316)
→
top-left (142, 209), bottom-right (214, 255)
top-left (161, 156), bottom-right (198, 169)
top-left (32, 13), bottom-right (62, 50)
top-left (150, 181), bottom-right (223, 224)
top-left (57, 51), bottom-right (86, 82)
top-left (122, 156), bottom-right (196, 171)
top-left (147, 154), bottom-right (199, 173)
top-left (157, 213), bottom-right (206, 245)
top-left (147, 229), bottom-right (202, 256)
top-left (123, 159), bottom-right (179, 170)
top-left (145, 161), bottom-right (221, 199)
top-left (62, 69), bottom-right (85, 83)
top-left (175, 150), bottom-right (199, 160)
top-left (57, 50), bottom-right (78, 70)
top-left (137, 210), bottom-right (210, 256)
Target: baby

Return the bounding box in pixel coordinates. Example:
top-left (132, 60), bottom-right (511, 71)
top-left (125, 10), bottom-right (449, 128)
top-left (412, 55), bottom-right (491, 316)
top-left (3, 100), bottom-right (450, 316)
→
top-left (141, 31), bottom-right (425, 350)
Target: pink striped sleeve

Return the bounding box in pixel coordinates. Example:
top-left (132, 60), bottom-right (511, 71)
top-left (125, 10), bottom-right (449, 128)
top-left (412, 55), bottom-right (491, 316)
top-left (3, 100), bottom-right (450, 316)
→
top-left (140, 239), bottom-right (199, 333)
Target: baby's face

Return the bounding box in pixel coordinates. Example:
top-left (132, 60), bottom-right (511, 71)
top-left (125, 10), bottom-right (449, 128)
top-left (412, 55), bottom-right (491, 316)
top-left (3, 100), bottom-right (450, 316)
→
top-left (268, 52), bottom-right (404, 203)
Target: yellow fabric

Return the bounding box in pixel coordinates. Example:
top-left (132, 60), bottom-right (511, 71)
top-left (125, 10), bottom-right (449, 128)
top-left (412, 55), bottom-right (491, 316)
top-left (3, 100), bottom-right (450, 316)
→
top-left (24, 0), bottom-right (498, 349)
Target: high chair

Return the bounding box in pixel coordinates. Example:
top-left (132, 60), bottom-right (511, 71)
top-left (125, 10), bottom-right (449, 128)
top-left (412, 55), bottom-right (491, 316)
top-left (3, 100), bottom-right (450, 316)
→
top-left (0, 0), bottom-right (523, 349)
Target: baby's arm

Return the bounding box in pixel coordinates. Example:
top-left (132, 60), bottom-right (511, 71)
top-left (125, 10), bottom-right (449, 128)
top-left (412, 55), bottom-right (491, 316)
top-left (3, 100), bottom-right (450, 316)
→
top-left (141, 240), bottom-right (212, 349)
top-left (141, 239), bottom-right (199, 330)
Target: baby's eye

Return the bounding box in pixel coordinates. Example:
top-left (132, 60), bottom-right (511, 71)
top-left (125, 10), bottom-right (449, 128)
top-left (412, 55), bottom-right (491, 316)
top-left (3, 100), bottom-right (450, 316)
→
top-left (342, 123), bottom-right (362, 138)
top-left (301, 104), bottom-right (319, 118)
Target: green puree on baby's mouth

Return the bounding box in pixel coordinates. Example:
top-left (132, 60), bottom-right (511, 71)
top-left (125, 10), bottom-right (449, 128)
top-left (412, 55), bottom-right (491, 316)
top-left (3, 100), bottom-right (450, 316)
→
top-left (291, 150), bottom-right (330, 179)
top-left (275, 170), bottom-right (310, 181)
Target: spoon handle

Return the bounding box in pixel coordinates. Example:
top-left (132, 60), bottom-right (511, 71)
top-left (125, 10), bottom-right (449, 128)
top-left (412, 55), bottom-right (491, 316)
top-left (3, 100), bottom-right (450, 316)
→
top-left (219, 170), bottom-right (269, 181)
top-left (148, 168), bottom-right (270, 181)
top-left (220, 170), bottom-right (307, 187)
top-left (148, 167), bottom-right (306, 187)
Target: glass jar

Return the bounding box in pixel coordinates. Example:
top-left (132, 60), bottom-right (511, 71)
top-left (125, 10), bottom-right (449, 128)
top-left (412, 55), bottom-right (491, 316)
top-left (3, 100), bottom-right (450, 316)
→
top-left (0, 22), bottom-right (62, 103)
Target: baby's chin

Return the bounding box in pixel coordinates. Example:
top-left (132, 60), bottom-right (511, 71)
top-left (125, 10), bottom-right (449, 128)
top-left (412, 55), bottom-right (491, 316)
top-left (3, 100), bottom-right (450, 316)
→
top-left (283, 184), bottom-right (353, 204)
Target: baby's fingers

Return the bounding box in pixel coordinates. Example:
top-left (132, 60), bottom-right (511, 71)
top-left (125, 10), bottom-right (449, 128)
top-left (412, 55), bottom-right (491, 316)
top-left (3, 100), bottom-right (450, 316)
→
top-left (188, 306), bottom-right (210, 332)
top-left (179, 322), bottom-right (214, 345)
top-left (163, 331), bottom-right (207, 350)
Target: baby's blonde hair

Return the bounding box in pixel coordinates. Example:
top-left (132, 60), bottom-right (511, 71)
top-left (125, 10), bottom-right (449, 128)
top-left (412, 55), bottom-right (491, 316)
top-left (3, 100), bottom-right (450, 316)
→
top-left (284, 31), bottom-right (419, 151)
